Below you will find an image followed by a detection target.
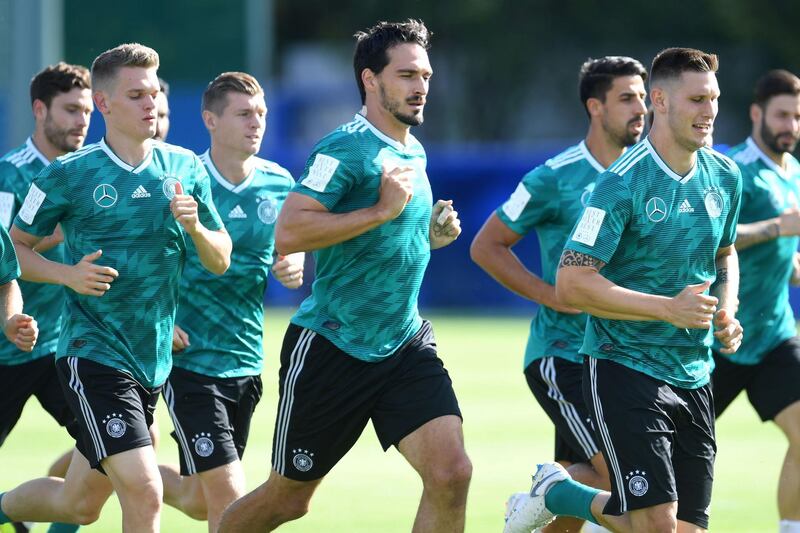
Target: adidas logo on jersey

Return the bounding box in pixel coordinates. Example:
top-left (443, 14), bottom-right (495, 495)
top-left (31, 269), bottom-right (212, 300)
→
top-left (228, 205), bottom-right (247, 219)
top-left (678, 199), bottom-right (694, 213)
top-left (131, 185), bottom-right (151, 199)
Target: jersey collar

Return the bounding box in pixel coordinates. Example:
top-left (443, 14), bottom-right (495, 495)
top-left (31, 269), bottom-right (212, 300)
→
top-left (578, 140), bottom-right (606, 173)
top-left (25, 137), bottom-right (51, 166)
top-left (644, 137), bottom-right (696, 184)
top-left (100, 138), bottom-right (153, 174)
top-left (353, 113), bottom-right (413, 152)
top-left (201, 150), bottom-right (256, 193)
top-left (745, 136), bottom-right (791, 180)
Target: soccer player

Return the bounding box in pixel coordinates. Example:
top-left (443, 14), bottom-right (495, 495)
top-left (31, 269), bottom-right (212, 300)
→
top-left (218, 20), bottom-right (470, 533)
top-left (0, 62), bottom-right (91, 453)
top-left (0, 43), bottom-right (231, 532)
top-left (471, 56), bottom-right (647, 533)
top-left (504, 48), bottom-right (743, 533)
top-left (158, 71), bottom-right (303, 532)
top-left (154, 77), bottom-right (170, 141)
top-left (0, 226), bottom-right (38, 352)
top-left (714, 70), bottom-right (800, 533)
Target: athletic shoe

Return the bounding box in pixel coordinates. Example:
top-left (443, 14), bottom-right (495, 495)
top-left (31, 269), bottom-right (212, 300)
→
top-left (503, 462), bottom-right (569, 533)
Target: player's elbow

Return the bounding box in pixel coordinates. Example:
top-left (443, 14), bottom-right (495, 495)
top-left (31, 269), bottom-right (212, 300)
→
top-left (468, 235), bottom-right (490, 269)
top-left (555, 267), bottom-right (586, 308)
top-left (274, 216), bottom-right (305, 256)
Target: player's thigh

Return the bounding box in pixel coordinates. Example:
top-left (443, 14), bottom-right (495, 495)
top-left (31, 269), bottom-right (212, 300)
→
top-left (525, 356), bottom-right (600, 464)
top-left (397, 414), bottom-right (470, 482)
top-left (582, 357), bottom-right (679, 516)
top-left (710, 351), bottom-right (751, 418)
top-left (58, 448), bottom-right (115, 515)
top-left (102, 445), bottom-right (162, 503)
top-left (747, 336), bottom-right (800, 423)
top-left (271, 324), bottom-right (378, 482)
top-left (627, 501), bottom-right (678, 533)
top-left (196, 460), bottom-right (246, 510)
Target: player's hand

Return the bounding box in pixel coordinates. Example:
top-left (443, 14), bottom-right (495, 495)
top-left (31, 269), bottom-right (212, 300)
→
top-left (778, 207), bottom-right (800, 236)
top-left (272, 253), bottom-right (304, 289)
top-left (5, 313), bottom-right (37, 352)
top-left (430, 199), bottom-right (462, 249)
top-left (713, 309), bottom-right (743, 354)
top-left (170, 182), bottom-right (201, 235)
top-left (375, 164), bottom-right (415, 221)
top-left (172, 324), bottom-right (190, 352)
top-left (67, 249), bottom-right (119, 297)
top-left (665, 280), bottom-right (718, 329)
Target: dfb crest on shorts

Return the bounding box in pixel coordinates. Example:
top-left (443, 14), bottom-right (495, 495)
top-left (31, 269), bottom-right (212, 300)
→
top-left (292, 448), bottom-right (314, 472)
top-left (103, 414), bottom-right (127, 438)
top-left (257, 198), bottom-right (278, 224)
top-left (626, 470), bottom-right (649, 497)
top-left (193, 432), bottom-right (214, 457)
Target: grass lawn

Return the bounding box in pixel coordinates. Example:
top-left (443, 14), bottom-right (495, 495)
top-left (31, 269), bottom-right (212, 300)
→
top-left (0, 311), bottom-right (784, 532)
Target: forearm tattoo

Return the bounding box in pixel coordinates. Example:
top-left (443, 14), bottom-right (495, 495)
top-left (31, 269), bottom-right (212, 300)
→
top-left (558, 250), bottom-right (606, 270)
top-left (716, 267), bottom-right (729, 284)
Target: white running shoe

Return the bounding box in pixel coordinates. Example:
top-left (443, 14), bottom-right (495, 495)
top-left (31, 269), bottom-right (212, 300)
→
top-left (503, 462), bottom-right (570, 533)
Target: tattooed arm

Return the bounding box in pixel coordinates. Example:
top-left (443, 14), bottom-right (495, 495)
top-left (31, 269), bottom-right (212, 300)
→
top-left (735, 207), bottom-right (800, 251)
top-left (711, 245), bottom-right (743, 354)
top-left (555, 250), bottom-right (719, 328)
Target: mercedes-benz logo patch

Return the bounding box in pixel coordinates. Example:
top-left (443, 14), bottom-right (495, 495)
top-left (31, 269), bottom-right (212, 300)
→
top-left (93, 184), bottom-right (118, 208)
top-left (645, 196), bottom-right (667, 223)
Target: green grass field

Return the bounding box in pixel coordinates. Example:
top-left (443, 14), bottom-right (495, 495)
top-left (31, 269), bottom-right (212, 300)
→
top-left (0, 311), bottom-right (784, 532)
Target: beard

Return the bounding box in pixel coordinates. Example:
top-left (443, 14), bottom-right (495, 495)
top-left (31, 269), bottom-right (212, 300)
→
top-left (379, 82), bottom-right (424, 127)
top-left (602, 115), bottom-right (643, 148)
top-left (44, 115), bottom-right (83, 153)
top-left (761, 116), bottom-right (799, 154)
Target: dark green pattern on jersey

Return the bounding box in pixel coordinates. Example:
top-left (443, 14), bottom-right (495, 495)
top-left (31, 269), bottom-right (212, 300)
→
top-left (291, 113), bottom-right (432, 362)
top-left (718, 138), bottom-right (800, 364)
top-left (0, 138), bottom-right (63, 364)
top-left (13, 139), bottom-right (224, 387)
top-left (565, 138), bottom-right (742, 388)
top-left (495, 141), bottom-right (602, 368)
top-left (0, 225), bottom-right (20, 293)
top-left (174, 151), bottom-right (293, 377)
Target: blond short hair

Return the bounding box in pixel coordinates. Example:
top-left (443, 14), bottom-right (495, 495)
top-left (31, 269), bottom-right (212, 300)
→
top-left (91, 43), bottom-right (159, 91)
top-left (202, 72), bottom-right (263, 115)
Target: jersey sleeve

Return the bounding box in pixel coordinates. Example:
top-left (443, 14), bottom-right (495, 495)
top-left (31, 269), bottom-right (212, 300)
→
top-left (495, 167), bottom-right (559, 235)
top-left (191, 155), bottom-right (224, 231)
top-left (564, 170), bottom-right (632, 263)
top-left (12, 162), bottom-right (68, 237)
top-left (720, 166), bottom-right (743, 248)
top-left (292, 140), bottom-right (359, 210)
top-left (0, 224), bottom-right (20, 284)
top-left (0, 163), bottom-right (22, 230)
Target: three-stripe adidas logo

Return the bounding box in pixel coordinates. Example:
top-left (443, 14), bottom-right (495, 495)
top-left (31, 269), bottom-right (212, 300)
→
top-left (228, 205), bottom-right (247, 219)
top-left (678, 199), bottom-right (694, 213)
top-left (131, 185), bottom-right (151, 198)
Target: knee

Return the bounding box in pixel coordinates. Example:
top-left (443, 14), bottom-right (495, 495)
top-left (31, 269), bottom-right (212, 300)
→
top-left (181, 493), bottom-right (208, 521)
top-left (424, 454), bottom-right (473, 495)
top-left (68, 501), bottom-right (102, 526)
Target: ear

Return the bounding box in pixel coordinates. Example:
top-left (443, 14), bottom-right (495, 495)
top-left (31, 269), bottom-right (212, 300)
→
top-left (32, 99), bottom-right (47, 122)
top-left (361, 68), bottom-right (377, 96)
top-left (749, 103), bottom-right (762, 125)
top-left (650, 86), bottom-right (667, 113)
top-left (202, 109), bottom-right (216, 131)
top-left (586, 97), bottom-right (603, 118)
top-left (93, 90), bottom-right (110, 114)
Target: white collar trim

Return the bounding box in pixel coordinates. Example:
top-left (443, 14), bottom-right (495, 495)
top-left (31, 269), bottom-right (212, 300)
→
top-left (353, 113), bottom-right (407, 151)
top-left (201, 149), bottom-right (255, 193)
top-left (100, 138), bottom-right (153, 174)
top-left (645, 137), bottom-right (696, 184)
top-left (25, 137), bottom-right (50, 166)
top-left (579, 140), bottom-right (606, 173)
top-left (746, 137), bottom-right (788, 179)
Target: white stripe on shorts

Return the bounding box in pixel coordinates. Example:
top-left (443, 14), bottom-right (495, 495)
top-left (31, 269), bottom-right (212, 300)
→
top-left (589, 357), bottom-right (627, 512)
top-left (67, 357), bottom-right (107, 461)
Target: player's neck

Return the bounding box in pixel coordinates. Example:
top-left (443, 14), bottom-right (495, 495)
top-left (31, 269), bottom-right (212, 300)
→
top-left (584, 124), bottom-right (625, 169)
top-left (104, 127), bottom-right (151, 167)
top-left (209, 145), bottom-right (253, 185)
top-left (752, 133), bottom-right (788, 169)
top-left (30, 129), bottom-right (63, 162)
top-left (648, 124), bottom-right (697, 176)
top-left (364, 106), bottom-right (411, 145)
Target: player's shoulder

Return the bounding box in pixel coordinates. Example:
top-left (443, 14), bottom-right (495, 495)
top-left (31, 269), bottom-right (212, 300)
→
top-left (151, 140), bottom-right (198, 161)
top-left (544, 142), bottom-right (585, 170)
top-left (699, 145), bottom-right (739, 176)
top-left (252, 156), bottom-right (294, 185)
top-left (606, 140), bottom-right (650, 178)
top-left (725, 139), bottom-right (755, 165)
top-left (56, 140), bottom-right (103, 167)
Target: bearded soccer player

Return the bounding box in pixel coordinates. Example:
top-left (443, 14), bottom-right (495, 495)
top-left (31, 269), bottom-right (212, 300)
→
top-left (505, 48), bottom-right (743, 533)
top-left (159, 71), bottom-right (303, 532)
top-left (218, 20), bottom-right (470, 533)
top-left (471, 56), bottom-right (647, 533)
top-left (714, 70), bottom-right (800, 533)
top-left (0, 43), bottom-right (231, 532)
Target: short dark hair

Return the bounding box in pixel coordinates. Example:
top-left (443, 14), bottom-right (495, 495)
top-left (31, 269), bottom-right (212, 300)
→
top-left (579, 56), bottom-right (647, 117)
top-left (353, 19), bottom-right (432, 104)
top-left (158, 77), bottom-right (170, 97)
top-left (650, 47), bottom-right (718, 85)
top-left (753, 69), bottom-right (800, 108)
top-left (29, 62), bottom-right (91, 107)
top-left (91, 43), bottom-right (159, 91)
top-left (202, 71), bottom-right (263, 115)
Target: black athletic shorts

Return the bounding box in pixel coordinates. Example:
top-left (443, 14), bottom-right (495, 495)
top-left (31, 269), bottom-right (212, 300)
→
top-left (525, 356), bottom-right (599, 464)
top-left (56, 357), bottom-right (160, 471)
top-left (0, 354), bottom-right (76, 446)
top-left (164, 366), bottom-right (263, 475)
top-left (583, 357), bottom-right (715, 529)
top-left (271, 320), bottom-right (462, 481)
top-left (713, 336), bottom-right (800, 421)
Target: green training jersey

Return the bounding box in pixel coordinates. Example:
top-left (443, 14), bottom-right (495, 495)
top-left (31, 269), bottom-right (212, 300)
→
top-left (173, 150), bottom-right (293, 377)
top-left (13, 138), bottom-right (224, 387)
top-left (0, 225), bottom-right (21, 302)
top-left (565, 137), bottom-right (742, 389)
top-left (717, 138), bottom-right (800, 364)
top-left (0, 138), bottom-right (64, 364)
top-left (291, 113), bottom-right (432, 362)
top-left (496, 141), bottom-right (601, 368)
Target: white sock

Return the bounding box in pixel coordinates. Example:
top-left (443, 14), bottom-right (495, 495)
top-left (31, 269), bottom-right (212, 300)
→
top-left (780, 520), bottom-right (800, 533)
top-left (583, 523), bottom-right (612, 533)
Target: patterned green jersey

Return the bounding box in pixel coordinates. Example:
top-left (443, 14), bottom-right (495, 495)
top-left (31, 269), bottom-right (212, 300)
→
top-left (565, 137), bottom-right (742, 389)
top-left (717, 138), bottom-right (800, 364)
top-left (496, 141), bottom-right (602, 368)
top-left (173, 150), bottom-right (293, 377)
top-left (13, 138), bottom-right (224, 387)
top-left (0, 225), bottom-right (21, 304)
top-left (291, 113), bottom-right (432, 362)
top-left (0, 138), bottom-right (64, 364)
